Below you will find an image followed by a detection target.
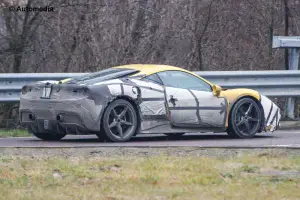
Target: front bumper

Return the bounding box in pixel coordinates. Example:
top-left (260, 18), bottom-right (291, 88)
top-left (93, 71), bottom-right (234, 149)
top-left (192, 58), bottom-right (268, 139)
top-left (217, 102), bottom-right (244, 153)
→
top-left (19, 97), bottom-right (103, 134)
top-left (260, 95), bottom-right (281, 132)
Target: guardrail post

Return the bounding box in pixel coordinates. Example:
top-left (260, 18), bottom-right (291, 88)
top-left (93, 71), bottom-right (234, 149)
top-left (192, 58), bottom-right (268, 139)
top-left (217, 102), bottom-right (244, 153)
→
top-left (286, 48), bottom-right (300, 119)
top-left (273, 36), bottom-right (300, 120)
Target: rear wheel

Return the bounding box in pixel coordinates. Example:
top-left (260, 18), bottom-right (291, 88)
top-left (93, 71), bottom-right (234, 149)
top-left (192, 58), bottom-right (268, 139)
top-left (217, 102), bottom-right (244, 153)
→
top-left (227, 98), bottom-right (262, 138)
top-left (32, 132), bottom-right (66, 141)
top-left (98, 99), bottom-right (138, 142)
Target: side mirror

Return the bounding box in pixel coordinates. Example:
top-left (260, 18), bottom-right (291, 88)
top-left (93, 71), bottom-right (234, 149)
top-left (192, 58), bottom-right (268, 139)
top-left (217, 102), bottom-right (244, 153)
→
top-left (212, 85), bottom-right (222, 96)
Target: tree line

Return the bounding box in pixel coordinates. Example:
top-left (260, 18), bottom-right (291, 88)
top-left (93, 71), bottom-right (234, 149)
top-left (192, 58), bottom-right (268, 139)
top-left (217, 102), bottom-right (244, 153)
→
top-left (0, 0), bottom-right (299, 126)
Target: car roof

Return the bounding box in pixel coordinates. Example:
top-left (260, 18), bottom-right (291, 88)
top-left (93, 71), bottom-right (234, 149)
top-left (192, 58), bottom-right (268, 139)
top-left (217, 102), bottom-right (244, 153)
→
top-left (113, 64), bottom-right (190, 75)
top-left (60, 64), bottom-right (213, 86)
top-left (113, 64), bottom-right (213, 86)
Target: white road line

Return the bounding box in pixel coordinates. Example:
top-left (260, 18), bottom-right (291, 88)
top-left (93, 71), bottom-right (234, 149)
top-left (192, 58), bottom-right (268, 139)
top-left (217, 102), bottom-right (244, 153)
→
top-left (266, 144), bottom-right (300, 148)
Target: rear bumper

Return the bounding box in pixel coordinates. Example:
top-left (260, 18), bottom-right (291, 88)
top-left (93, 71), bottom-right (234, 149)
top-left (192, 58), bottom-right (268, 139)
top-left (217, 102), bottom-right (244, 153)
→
top-left (19, 97), bottom-right (103, 134)
top-left (23, 118), bottom-right (89, 135)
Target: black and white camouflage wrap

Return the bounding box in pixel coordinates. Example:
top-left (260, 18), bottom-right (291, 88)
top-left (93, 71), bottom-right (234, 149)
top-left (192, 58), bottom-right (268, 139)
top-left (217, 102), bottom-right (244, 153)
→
top-left (260, 95), bottom-right (281, 132)
top-left (19, 78), bottom-right (280, 135)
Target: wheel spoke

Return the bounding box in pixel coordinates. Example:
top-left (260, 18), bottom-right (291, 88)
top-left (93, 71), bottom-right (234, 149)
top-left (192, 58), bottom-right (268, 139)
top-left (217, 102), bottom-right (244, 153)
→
top-left (120, 120), bottom-right (133, 126)
top-left (237, 120), bottom-right (245, 127)
top-left (112, 109), bottom-right (118, 118)
top-left (119, 106), bottom-right (128, 118)
top-left (248, 117), bottom-right (259, 122)
top-left (238, 107), bottom-right (245, 116)
top-left (244, 121), bottom-right (251, 132)
top-left (245, 103), bottom-right (253, 115)
top-left (117, 123), bottom-right (123, 137)
top-left (109, 121), bottom-right (117, 128)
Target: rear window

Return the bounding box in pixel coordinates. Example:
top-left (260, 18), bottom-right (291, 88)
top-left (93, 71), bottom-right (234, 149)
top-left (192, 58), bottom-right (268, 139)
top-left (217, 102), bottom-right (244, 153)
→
top-left (67, 68), bottom-right (139, 84)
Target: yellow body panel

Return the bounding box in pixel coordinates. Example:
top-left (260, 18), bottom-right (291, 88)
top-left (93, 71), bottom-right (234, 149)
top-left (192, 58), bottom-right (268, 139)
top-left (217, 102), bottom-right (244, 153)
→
top-left (220, 88), bottom-right (260, 106)
top-left (60, 78), bottom-right (72, 83)
top-left (60, 64), bottom-right (262, 128)
top-left (220, 88), bottom-right (261, 127)
top-left (54, 78), bottom-right (71, 84)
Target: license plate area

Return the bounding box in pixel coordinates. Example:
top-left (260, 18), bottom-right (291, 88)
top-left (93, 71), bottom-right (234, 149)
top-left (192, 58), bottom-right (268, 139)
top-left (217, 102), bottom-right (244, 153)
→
top-left (44, 120), bottom-right (49, 129)
top-left (41, 84), bottom-right (52, 99)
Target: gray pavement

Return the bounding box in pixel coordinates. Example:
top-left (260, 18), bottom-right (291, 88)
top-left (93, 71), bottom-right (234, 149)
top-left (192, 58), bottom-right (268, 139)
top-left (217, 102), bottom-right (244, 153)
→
top-left (1, 130), bottom-right (300, 148)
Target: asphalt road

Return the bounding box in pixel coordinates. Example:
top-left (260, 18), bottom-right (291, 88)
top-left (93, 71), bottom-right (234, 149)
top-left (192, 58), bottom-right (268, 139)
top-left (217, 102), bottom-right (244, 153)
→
top-left (0, 130), bottom-right (300, 148)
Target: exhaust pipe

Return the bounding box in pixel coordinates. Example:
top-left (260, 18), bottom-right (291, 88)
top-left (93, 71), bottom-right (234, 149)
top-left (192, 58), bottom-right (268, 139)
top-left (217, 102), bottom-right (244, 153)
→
top-left (28, 113), bottom-right (35, 121)
top-left (56, 114), bottom-right (63, 122)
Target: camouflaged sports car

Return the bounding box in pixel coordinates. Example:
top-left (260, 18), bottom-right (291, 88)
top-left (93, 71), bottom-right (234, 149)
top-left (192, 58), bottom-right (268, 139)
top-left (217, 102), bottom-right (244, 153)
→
top-left (19, 64), bottom-right (281, 142)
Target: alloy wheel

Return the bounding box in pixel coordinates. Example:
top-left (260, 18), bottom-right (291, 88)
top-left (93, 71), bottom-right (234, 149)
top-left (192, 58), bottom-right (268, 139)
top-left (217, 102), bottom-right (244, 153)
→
top-left (107, 103), bottom-right (135, 140)
top-left (234, 101), bottom-right (260, 135)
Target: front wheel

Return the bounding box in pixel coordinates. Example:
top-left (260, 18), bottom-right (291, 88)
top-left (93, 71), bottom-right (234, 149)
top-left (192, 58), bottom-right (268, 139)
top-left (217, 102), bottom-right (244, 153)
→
top-left (32, 132), bottom-right (66, 141)
top-left (98, 99), bottom-right (138, 142)
top-left (227, 98), bottom-right (262, 138)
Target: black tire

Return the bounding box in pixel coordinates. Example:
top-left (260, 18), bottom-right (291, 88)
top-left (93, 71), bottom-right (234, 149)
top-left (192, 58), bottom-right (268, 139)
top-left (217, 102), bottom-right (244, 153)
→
top-left (227, 98), bottom-right (262, 138)
top-left (163, 133), bottom-right (185, 137)
top-left (32, 132), bottom-right (66, 141)
top-left (97, 99), bottom-right (138, 142)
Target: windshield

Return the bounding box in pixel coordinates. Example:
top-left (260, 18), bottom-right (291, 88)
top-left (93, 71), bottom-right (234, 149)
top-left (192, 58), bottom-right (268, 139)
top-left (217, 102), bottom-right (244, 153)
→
top-left (66, 68), bottom-right (140, 84)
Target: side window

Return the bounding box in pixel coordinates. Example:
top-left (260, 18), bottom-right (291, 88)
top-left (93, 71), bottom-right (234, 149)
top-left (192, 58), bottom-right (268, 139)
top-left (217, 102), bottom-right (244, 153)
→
top-left (157, 71), bottom-right (211, 92)
top-left (141, 74), bottom-right (163, 85)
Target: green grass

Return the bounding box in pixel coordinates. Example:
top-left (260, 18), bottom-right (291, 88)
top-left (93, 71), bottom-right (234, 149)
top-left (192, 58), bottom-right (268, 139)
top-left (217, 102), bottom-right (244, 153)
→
top-left (0, 153), bottom-right (299, 200)
top-left (0, 129), bottom-right (30, 137)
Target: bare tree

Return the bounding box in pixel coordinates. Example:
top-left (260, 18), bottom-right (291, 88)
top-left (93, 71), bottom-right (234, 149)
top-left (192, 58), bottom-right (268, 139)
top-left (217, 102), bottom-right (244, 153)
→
top-left (1, 0), bottom-right (300, 126)
top-left (0, 0), bottom-right (58, 73)
top-left (124, 0), bottom-right (148, 63)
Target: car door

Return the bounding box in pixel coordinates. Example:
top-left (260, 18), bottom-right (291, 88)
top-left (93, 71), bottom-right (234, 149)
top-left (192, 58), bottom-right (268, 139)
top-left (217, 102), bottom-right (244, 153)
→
top-left (157, 71), bottom-right (227, 128)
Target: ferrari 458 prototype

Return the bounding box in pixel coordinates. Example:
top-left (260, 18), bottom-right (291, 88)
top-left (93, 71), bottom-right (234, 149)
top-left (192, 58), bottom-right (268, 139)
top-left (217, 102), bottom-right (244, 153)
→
top-left (19, 65), bottom-right (281, 142)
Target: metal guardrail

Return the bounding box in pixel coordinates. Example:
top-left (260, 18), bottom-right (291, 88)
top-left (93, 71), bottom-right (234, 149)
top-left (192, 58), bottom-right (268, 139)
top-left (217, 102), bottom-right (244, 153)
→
top-left (0, 70), bottom-right (299, 102)
top-left (272, 36), bottom-right (300, 119)
top-left (196, 70), bottom-right (300, 97)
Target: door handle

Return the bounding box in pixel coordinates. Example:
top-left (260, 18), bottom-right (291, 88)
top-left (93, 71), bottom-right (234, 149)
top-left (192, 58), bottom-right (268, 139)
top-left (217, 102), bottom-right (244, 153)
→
top-left (168, 95), bottom-right (178, 106)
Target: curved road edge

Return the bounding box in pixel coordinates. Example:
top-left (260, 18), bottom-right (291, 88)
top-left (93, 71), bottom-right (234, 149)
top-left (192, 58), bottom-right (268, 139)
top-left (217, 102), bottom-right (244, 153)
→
top-left (279, 121), bottom-right (300, 130)
top-left (0, 131), bottom-right (300, 148)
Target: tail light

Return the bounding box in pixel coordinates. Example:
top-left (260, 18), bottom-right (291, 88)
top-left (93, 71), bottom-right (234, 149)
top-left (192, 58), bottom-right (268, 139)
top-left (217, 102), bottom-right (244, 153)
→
top-left (21, 86), bottom-right (32, 94)
top-left (72, 87), bottom-right (89, 95)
